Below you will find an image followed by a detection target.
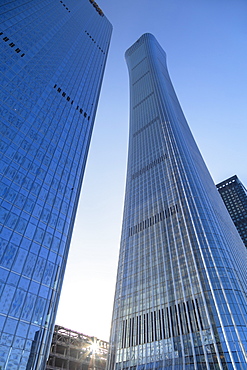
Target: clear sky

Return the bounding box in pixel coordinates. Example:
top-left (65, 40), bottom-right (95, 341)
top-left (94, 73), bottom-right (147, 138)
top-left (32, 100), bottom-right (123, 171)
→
top-left (56, 0), bottom-right (247, 342)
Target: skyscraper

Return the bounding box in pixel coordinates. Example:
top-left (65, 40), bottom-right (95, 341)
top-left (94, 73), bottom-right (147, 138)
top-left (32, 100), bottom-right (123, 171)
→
top-left (107, 34), bottom-right (247, 370)
top-left (0, 0), bottom-right (112, 368)
top-left (217, 175), bottom-right (247, 248)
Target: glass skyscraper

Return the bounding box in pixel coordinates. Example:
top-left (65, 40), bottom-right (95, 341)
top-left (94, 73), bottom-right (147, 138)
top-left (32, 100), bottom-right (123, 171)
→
top-left (107, 34), bottom-right (247, 370)
top-left (0, 0), bottom-right (112, 368)
top-left (217, 175), bottom-right (247, 248)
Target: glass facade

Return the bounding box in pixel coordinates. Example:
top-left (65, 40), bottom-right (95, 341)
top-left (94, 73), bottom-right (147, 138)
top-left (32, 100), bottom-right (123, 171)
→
top-left (0, 0), bottom-right (112, 368)
top-left (107, 34), bottom-right (247, 370)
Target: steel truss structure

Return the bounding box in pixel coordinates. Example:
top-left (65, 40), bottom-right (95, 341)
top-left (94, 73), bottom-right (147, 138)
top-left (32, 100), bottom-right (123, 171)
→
top-left (46, 325), bottom-right (109, 370)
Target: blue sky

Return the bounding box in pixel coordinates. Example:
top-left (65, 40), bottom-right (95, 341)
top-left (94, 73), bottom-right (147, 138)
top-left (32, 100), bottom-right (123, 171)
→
top-left (56, 0), bottom-right (247, 341)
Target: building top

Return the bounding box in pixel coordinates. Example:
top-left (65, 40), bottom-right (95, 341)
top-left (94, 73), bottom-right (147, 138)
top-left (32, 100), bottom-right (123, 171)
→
top-left (125, 33), bottom-right (155, 57)
top-left (216, 175), bottom-right (238, 189)
top-left (89, 0), bottom-right (104, 17)
top-left (216, 175), bottom-right (247, 248)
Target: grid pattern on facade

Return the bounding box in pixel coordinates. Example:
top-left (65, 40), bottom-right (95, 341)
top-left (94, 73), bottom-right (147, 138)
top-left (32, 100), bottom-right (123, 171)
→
top-left (217, 175), bottom-right (247, 248)
top-left (106, 33), bottom-right (247, 370)
top-left (121, 297), bottom-right (206, 348)
top-left (0, 0), bottom-right (112, 367)
top-left (131, 155), bottom-right (167, 180)
top-left (129, 204), bottom-right (179, 236)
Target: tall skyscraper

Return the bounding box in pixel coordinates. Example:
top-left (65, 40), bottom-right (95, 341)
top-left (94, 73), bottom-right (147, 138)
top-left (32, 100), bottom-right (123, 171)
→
top-left (0, 1), bottom-right (112, 368)
top-left (217, 175), bottom-right (247, 248)
top-left (107, 34), bottom-right (247, 370)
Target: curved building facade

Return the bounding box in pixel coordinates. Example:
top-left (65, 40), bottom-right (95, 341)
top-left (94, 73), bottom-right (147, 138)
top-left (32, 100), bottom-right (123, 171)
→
top-left (107, 34), bottom-right (247, 370)
top-left (0, 0), bottom-right (112, 368)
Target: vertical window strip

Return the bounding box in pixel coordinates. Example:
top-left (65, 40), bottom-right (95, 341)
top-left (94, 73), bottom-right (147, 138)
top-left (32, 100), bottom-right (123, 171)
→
top-left (120, 298), bottom-right (205, 348)
top-left (186, 301), bottom-right (193, 332)
top-left (122, 319), bottom-right (127, 348)
top-left (161, 308), bottom-right (166, 338)
top-left (189, 300), bottom-right (199, 332)
top-left (153, 311), bottom-right (157, 341)
top-left (192, 299), bottom-right (200, 331)
top-left (150, 312), bottom-right (154, 342)
top-left (128, 318), bottom-right (132, 347)
top-left (131, 317), bottom-right (135, 346)
top-left (166, 307), bottom-right (171, 338)
top-left (129, 318), bottom-right (132, 347)
top-left (172, 305), bottom-right (178, 337)
top-left (146, 313), bottom-right (149, 343)
top-left (158, 309), bottom-right (163, 339)
top-left (183, 302), bottom-right (190, 333)
top-left (128, 204), bottom-right (179, 237)
top-left (195, 298), bottom-right (204, 330)
top-left (125, 319), bottom-right (128, 348)
top-left (177, 303), bottom-right (184, 335)
top-left (169, 306), bottom-right (175, 337)
top-left (136, 315), bottom-right (139, 345)
top-left (143, 313), bottom-right (146, 344)
top-left (121, 320), bottom-right (125, 348)
top-left (186, 301), bottom-right (196, 332)
top-left (178, 302), bottom-right (185, 335)
top-left (145, 313), bottom-right (149, 343)
top-left (174, 304), bottom-right (180, 336)
top-left (139, 315), bottom-right (142, 345)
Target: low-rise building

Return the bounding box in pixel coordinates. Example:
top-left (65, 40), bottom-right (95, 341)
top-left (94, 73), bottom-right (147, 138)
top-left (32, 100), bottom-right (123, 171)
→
top-left (46, 325), bottom-right (108, 370)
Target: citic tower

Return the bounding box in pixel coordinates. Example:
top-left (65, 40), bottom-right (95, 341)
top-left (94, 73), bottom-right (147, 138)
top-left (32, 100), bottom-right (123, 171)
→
top-left (107, 34), bottom-right (247, 370)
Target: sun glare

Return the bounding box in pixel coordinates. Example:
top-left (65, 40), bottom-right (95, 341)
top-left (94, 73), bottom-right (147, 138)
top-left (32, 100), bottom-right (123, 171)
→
top-left (90, 340), bottom-right (99, 353)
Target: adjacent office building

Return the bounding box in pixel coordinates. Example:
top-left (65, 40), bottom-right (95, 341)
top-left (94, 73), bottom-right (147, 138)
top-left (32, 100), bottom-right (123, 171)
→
top-left (107, 34), bottom-right (247, 370)
top-left (46, 325), bottom-right (109, 370)
top-left (217, 175), bottom-right (247, 248)
top-left (0, 0), bottom-right (112, 368)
